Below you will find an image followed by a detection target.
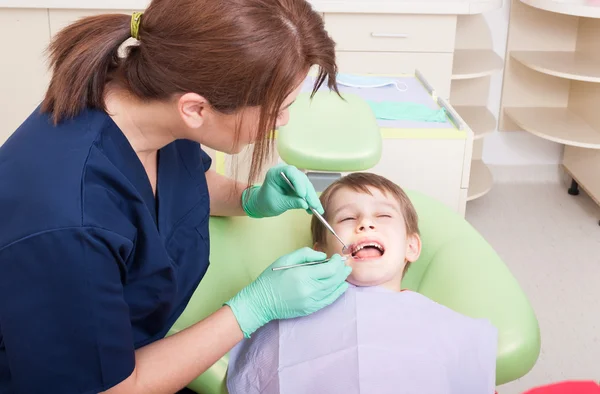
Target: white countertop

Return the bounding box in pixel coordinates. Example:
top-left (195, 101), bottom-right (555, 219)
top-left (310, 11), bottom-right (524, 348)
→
top-left (520, 0), bottom-right (600, 18)
top-left (0, 0), bottom-right (503, 14)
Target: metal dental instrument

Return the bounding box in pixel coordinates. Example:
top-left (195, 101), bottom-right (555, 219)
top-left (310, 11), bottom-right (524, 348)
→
top-left (272, 256), bottom-right (347, 271)
top-left (279, 172), bottom-right (351, 254)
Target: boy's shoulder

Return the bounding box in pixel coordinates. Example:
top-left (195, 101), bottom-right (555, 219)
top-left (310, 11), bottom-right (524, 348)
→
top-left (354, 288), bottom-right (497, 334)
top-left (405, 291), bottom-right (496, 322)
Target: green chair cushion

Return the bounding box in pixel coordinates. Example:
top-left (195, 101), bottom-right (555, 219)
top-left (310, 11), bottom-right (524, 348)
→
top-left (169, 190), bottom-right (540, 393)
top-left (276, 91), bottom-right (382, 172)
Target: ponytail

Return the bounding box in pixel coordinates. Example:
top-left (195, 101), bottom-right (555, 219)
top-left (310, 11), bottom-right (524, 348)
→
top-left (41, 13), bottom-right (132, 124)
top-left (38, 0), bottom-right (339, 186)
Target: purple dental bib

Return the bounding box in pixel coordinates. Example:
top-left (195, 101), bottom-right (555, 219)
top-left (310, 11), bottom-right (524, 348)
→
top-left (227, 285), bottom-right (497, 394)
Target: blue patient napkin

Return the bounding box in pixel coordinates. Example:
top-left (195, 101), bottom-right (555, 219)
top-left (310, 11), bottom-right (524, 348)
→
top-left (367, 101), bottom-right (448, 123)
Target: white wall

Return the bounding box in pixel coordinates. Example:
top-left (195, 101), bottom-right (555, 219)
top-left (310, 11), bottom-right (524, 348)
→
top-left (482, 1), bottom-right (563, 165)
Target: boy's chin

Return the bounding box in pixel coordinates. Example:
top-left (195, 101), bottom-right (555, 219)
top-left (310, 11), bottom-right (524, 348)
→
top-left (347, 278), bottom-right (402, 292)
top-left (347, 264), bottom-right (404, 290)
top-left (347, 274), bottom-right (397, 288)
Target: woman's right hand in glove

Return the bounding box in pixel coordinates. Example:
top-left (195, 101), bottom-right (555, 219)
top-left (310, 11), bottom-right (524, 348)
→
top-left (225, 248), bottom-right (351, 338)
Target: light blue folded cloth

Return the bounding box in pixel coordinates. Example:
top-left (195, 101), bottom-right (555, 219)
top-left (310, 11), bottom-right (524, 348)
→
top-left (367, 101), bottom-right (448, 123)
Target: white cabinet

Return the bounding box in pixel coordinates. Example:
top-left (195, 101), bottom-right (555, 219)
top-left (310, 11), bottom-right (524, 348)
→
top-left (370, 138), bottom-right (470, 213)
top-left (500, 0), bottom-right (600, 214)
top-left (323, 13), bottom-right (456, 53)
top-left (324, 13), bottom-right (456, 100)
top-left (0, 9), bottom-right (142, 145)
top-left (0, 9), bottom-right (51, 145)
top-left (0, 3), bottom-right (504, 216)
top-left (318, 11), bottom-right (478, 214)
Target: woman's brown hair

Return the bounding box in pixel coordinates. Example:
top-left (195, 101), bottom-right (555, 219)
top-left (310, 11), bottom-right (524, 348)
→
top-left (41, 0), bottom-right (338, 184)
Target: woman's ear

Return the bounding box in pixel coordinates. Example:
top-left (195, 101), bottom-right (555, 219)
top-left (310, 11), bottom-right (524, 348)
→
top-left (313, 242), bottom-right (324, 252)
top-left (405, 233), bottom-right (422, 263)
top-left (178, 92), bottom-right (208, 129)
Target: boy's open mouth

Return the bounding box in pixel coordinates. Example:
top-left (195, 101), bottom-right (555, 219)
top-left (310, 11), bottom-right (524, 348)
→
top-left (351, 241), bottom-right (385, 260)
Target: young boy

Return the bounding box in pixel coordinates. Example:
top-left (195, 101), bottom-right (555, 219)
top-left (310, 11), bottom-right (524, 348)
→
top-left (227, 173), bottom-right (497, 394)
top-left (310, 172), bottom-right (421, 292)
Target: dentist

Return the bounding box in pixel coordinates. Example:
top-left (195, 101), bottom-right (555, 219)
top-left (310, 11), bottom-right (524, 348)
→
top-left (0, 1), bottom-right (350, 393)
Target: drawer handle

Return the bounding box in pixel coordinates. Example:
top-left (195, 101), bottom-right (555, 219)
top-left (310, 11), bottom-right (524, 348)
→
top-left (370, 33), bottom-right (409, 38)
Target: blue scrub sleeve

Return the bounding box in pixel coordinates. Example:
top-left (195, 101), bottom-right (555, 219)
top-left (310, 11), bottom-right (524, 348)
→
top-left (0, 227), bottom-right (135, 394)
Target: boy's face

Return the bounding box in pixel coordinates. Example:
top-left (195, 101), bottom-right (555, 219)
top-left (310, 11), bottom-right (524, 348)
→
top-left (316, 186), bottom-right (421, 292)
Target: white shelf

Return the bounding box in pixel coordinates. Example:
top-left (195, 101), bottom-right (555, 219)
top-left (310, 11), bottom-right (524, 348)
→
top-left (505, 107), bottom-right (600, 149)
top-left (501, 0), bottom-right (600, 215)
top-left (511, 51), bottom-right (600, 83)
top-left (519, 0), bottom-right (600, 19)
top-left (454, 106), bottom-right (496, 140)
top-left (467, 160), bottom-right (493, 201)
top-left (451, 49), bottom-right (503, 80)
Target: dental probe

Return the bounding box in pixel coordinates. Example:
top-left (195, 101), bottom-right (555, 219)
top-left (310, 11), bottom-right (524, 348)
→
top-left (279, 172), bottom-right (351, 254)
top-left (272, 256), bottom-right (348, 271)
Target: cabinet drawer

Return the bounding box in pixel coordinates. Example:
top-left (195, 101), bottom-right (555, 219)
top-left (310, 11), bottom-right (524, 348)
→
top-left (324, 14), bottom-right (456, 53)
top-left (335, 52), bottom-right (453, 99)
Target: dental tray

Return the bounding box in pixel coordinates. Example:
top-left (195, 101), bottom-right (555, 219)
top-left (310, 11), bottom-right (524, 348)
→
top-left (301, 72), bottom-right (460, 131)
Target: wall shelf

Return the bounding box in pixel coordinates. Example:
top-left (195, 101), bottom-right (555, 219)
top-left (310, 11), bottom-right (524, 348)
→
top-left (451, 13), bottom-right (502, 204)
top-left (501, 0), bottom-right (600, 218)
top-left (505, 107), bottom-right (600, 149)
top-left (451, 49), bottom-right (503, 80)
top-left (520, 0), bottom-right (600, 18)
top-left (467, 160), bottom-right (493, 201)
top-left (511, 51), bottom-right (600, 83)
top-left (454, 106), bottom-right (496, 140)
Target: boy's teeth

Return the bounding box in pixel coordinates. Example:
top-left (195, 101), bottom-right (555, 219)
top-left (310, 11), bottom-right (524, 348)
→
top-left (353, 242), bottom-right (385, 259)
top-left (352, 242), bottom-right (384, 254)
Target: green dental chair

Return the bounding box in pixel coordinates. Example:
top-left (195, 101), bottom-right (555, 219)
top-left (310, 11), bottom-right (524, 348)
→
top-left (168, 91), bottom-right (541, 393)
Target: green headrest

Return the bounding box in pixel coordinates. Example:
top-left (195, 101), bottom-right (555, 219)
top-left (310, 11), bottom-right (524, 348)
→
top-left (277, 91), bottom-right (382, 172)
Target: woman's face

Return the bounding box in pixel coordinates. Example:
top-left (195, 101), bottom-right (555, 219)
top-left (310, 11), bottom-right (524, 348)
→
top-left (188, 79), bottom-right (305, 155)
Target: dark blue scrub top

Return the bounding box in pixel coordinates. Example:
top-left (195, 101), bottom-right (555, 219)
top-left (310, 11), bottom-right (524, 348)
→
top-left (0, 107), bottom-right (212, 393)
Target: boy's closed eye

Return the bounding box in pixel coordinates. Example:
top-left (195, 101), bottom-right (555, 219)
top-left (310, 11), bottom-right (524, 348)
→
top-left (376, 213), bottom-right (393, 219)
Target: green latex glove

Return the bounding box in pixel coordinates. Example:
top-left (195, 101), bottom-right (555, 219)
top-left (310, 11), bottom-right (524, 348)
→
top-left (225, 248), bottom-right (351, 338)
top-left (241, 164), bottom-right (323, 218)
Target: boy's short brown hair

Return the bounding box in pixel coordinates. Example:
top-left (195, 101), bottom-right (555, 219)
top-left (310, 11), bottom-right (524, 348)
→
top-left (311, 172), bottom-right (419, 266)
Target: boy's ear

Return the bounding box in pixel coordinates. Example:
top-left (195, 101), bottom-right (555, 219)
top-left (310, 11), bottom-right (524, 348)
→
top-left (405, 233), bottom-right (422, 263)
top-left (313, 242), bottom-right (324, 252)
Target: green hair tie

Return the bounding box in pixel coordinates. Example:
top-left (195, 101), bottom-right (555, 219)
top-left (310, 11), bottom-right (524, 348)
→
top-left (131, 12), bottom-right (143, 40)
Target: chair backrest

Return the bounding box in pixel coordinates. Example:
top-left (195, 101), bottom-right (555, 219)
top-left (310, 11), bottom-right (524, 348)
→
top-left (169, 189), bottom-right (441, 393)
top-left (277, 90), bottom-right (382, 172)
top-left (170, 189), bottom-right (540, 392)
top-left (171, 190), bottom-right (456, 332)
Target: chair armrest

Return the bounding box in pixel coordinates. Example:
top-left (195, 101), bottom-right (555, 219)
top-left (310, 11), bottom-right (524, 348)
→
top-left (417, 233), bottom-right (541, 385)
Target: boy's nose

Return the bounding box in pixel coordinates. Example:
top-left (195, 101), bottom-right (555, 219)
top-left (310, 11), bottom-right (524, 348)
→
top-left (357, 221), bottom-right (376, 232)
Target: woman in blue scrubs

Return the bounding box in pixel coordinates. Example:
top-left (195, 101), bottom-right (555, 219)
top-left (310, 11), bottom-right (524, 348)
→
top-left (0, 1), bottom-right (351, 393)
